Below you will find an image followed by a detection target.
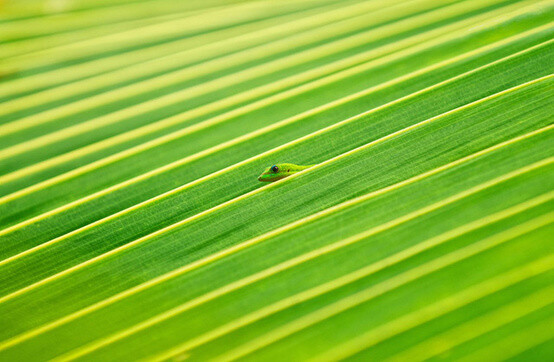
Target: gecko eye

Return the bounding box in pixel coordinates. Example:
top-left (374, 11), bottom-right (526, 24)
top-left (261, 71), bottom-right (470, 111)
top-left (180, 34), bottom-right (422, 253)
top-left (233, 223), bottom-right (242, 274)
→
top-left (271, 165), bottom-right (279, 173)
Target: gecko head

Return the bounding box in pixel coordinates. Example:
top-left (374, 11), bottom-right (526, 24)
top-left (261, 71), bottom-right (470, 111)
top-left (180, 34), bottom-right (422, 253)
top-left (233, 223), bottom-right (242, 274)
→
top-left (258, 164), bottom-right (290, 182)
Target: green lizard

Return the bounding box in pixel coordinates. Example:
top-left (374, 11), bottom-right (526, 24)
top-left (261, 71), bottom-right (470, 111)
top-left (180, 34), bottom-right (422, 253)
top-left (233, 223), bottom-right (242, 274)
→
top-left (258, 163), bottom-right (314, 182)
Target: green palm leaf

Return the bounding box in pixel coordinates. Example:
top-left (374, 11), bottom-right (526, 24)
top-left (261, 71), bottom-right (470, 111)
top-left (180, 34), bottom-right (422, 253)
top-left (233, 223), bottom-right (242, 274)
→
top-left (0, 0), bottom-right (553, 360)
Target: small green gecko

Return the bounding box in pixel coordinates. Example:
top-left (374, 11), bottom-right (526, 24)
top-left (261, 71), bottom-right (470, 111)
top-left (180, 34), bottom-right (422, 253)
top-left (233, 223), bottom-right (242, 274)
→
top-left (258, 163), bottom-right (314, 182)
